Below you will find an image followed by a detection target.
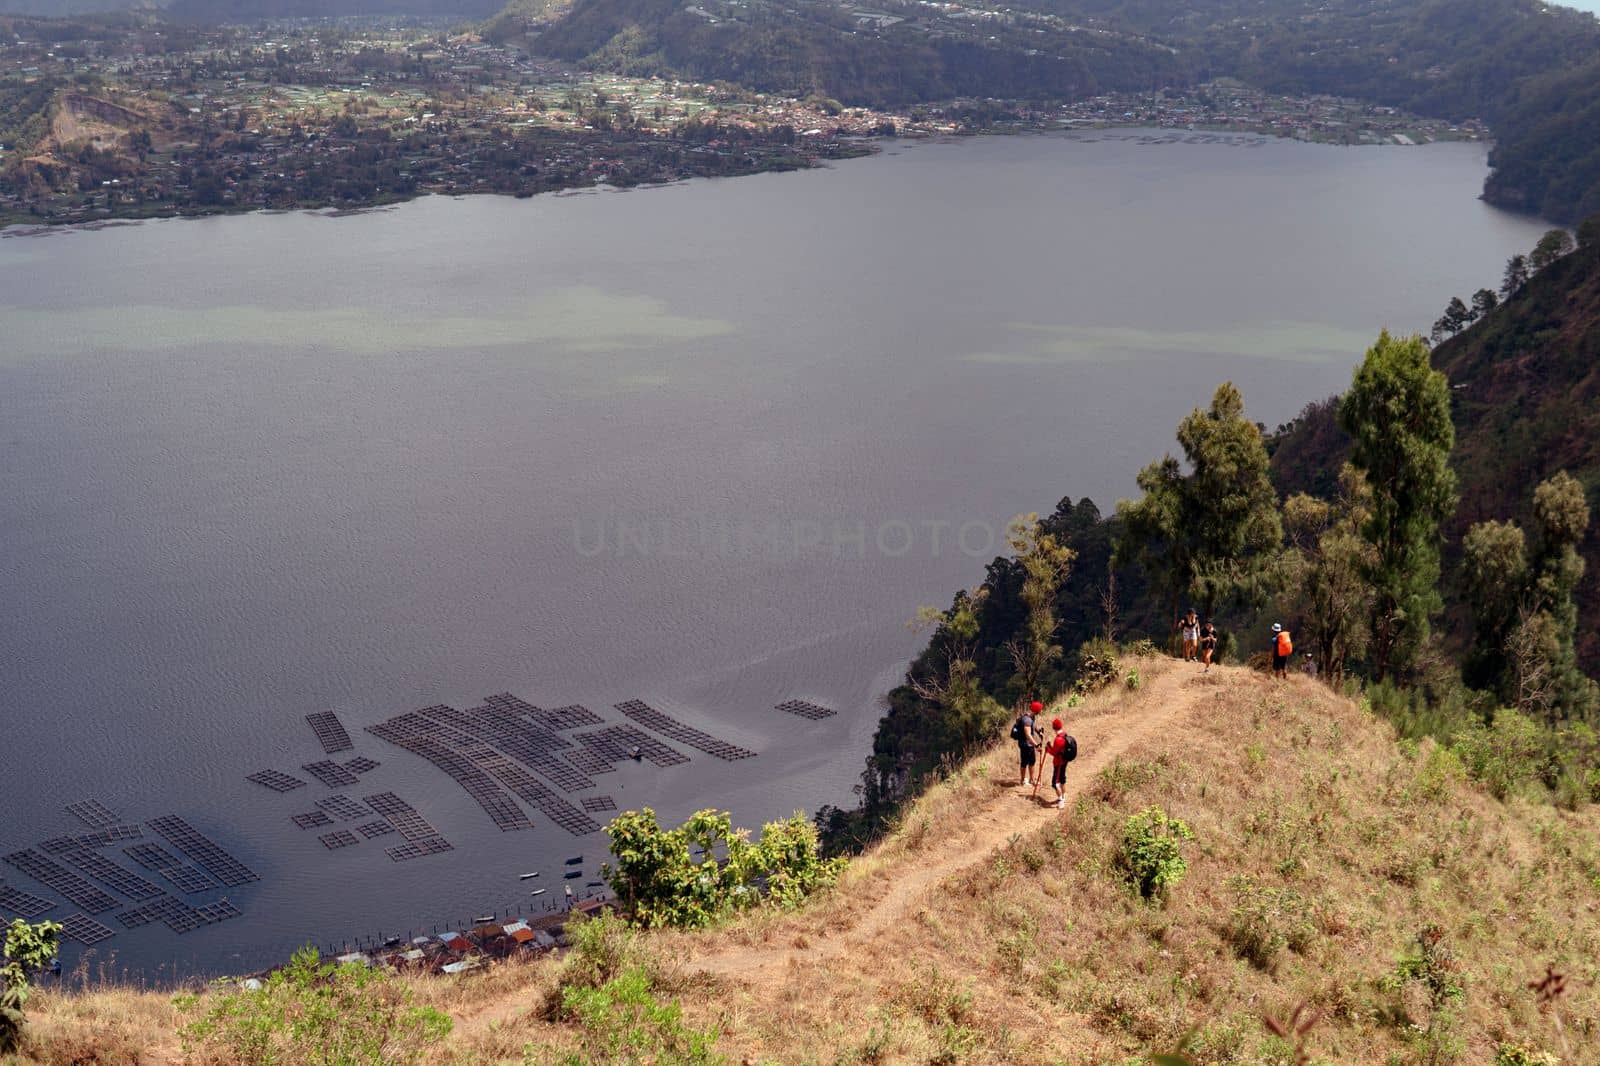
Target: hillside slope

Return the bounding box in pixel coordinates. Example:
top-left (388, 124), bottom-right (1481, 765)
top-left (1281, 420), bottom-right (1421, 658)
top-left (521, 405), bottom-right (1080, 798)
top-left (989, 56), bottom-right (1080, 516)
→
top-left (1270, 227), bottom-right (1600, 671)
top-left (10, 659), bottom-right (1598, 1064)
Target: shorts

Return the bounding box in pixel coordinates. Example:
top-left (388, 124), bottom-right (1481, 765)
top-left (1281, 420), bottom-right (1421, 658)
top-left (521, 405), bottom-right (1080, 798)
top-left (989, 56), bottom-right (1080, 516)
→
top-left (1051, 762), bottom-right (1067, 788)
top-left (1273, 653), bottom-right (1288, 671)
top-left (1019, 745), bottom-right (1036, 768)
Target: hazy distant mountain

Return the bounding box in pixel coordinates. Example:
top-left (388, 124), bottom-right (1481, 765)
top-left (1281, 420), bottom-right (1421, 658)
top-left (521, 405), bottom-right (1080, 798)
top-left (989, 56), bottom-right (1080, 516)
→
top-left (159, 0), bottom-right (500, 19)
top-left (0, 0), bottom-right (498, 20)
top-left (0, 0), bottom-right (164, 15)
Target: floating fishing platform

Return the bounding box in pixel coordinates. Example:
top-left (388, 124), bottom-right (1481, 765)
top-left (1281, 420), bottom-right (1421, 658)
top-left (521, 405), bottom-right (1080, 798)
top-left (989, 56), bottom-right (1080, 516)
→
top-left (146, 816), bottom-right (259, 887)
top-left (246, 770), bottom-right (309, 793)
top-left (3, 850), bottom-right (118, 914)
top-left (60, 912), bottom-right (116, 945)
top-left (0, 883), bottom-right (56, 918)
top-left (614, 699), bottom-right (757, 761)
top-left (64, 800), bottom-right (120, 828)
top-left (775, 699), bottom-right (837, 720)
top-left (60, 850), bottom-right (163, 901)
top-left (315, 794), bottom-right (372, 822)
top-left (305, 712), bottom-right (354, 754)
top-left (301, 760), bottom-right (360, 788)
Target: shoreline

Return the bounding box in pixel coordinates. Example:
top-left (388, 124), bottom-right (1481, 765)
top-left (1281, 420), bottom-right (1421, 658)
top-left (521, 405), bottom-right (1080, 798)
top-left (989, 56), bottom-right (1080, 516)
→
top-left (0, 116), bottom-right (1490, 237)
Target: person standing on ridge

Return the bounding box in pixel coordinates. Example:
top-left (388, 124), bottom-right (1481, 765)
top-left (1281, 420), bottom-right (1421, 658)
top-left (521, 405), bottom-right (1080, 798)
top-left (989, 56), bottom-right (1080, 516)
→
top-left (1199, 618), bottom-right (1217, 672)
top-left (1180, 609), bottom-right (1199, 662)
top-left (1043, 717), bottom-right (1077, 809)
top-left (1012, 700), bottom-right (1043, 789)
top-left (1271, 623), bottom-right (1292, 680)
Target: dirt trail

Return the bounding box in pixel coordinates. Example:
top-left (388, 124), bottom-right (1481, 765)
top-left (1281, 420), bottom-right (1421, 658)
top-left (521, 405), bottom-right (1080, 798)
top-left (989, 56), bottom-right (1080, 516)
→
top-left (695, 660), bottom-right (1214, 981)
top-left (443, 659), bottom-right (1226, 1046)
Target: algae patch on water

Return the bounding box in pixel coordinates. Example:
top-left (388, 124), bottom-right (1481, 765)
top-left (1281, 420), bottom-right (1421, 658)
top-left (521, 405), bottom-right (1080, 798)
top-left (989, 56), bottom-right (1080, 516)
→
top-left (966, 320), bottom-right (1377, 366)
top-left (0, 286), bottom-right (734, 361)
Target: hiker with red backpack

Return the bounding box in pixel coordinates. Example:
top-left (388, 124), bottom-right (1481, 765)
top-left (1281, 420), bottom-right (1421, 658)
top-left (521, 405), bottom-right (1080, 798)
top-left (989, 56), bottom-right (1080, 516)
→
top-left (1011, 700), bottom-right (1044, 789)
top-left (1271, 623), bottom-right (1293, 679)
top-left (1035, 717), bottom-right (1078, 809)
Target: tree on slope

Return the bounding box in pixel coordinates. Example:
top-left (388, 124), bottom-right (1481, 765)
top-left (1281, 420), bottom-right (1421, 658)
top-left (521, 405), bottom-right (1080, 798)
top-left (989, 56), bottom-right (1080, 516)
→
top-left (1117, 381), bottom-right (1282, 638)
top-left (1338, 331), bottom-right (1457, 683)
top-left (1524, 472), bottom-right (1593, 718)
top-left (1002, 513), bottom-right (1076, 702)
top-left (1464, 472), bottom-right (1595, 719)
top-left (1277, 465), bottom-right (1376, 684)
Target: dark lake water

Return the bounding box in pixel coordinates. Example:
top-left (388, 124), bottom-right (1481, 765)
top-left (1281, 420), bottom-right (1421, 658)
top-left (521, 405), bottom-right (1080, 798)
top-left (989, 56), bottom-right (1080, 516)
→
top-left (0, 131), bottom-right (1548, 976)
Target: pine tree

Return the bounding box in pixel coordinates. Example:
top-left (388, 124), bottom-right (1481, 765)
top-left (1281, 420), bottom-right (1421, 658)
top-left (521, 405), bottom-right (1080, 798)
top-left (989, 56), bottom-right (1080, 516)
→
top-left (1002, 514), bottom-right (1076, 702)
top-left (1338, 332), bottom-right (1457, 682)
top-left (1117, 382), bottom-right (1282, 635)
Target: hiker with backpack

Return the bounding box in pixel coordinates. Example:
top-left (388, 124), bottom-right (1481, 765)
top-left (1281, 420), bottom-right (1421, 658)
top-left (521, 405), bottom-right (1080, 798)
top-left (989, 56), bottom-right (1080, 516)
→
top-left (1179, 609), bottom-right (1199, 662)
top-left (1199, 618), bottom-right (1217, 672)
top-left (1037, 717), bottom-right (1077, 809)
top-left (1271, 623), bottom-right (1293, 680)
top-left (1011, 700), bottom-right (1044, 789)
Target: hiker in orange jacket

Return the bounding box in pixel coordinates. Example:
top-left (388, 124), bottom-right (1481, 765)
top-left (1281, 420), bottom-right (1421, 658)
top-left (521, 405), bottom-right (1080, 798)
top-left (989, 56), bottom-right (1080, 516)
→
top-left (1271, 623), bottom-right (1293, 680)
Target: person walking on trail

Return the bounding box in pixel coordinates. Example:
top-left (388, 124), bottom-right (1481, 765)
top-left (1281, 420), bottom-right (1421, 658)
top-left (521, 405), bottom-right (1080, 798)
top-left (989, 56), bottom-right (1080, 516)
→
top-left (1012, 700), bottom-right (1043, 788)
top-left (1199, 618), bottom-right (1217, 672)
top-left (1040, 717), bottom-right (1077, 809)
top-left (1180, 609), bottom-right (1199, 662)
top-left (1271, 623), bottom-right (1293, 680)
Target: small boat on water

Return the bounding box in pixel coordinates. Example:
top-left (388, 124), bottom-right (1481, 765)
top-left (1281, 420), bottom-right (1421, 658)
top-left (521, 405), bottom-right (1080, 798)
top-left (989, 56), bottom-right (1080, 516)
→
top-left (563, 871), bottom-right (582, 879)
top-left (530, 888), bottom-right (547, 896)
top-left (519, 872), bottom-right (540, 880)
top-left (564, 856), bottom-right (583, 866)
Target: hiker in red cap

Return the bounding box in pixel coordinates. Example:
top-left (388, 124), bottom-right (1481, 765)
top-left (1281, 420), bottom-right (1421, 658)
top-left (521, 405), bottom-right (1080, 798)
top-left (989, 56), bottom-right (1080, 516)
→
top-left (1040, 716), bottom-right (1078, 809)
top-left (1011, 700), bottom-right (1045, 789)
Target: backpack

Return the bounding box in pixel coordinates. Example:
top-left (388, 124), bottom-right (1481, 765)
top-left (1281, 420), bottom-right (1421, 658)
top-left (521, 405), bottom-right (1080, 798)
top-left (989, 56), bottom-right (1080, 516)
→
top-left (1063, 735), bottom-right (1078, 762)
top-left (1010, 717), bottom-right (1025, 742)
top-left (1277, 630), bottom-right (1293, 656)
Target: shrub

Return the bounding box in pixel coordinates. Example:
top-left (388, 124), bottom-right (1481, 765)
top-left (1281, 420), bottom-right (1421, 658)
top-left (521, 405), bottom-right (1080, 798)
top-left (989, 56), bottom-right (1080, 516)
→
top-left (1074, 639), bottom-right (1120, 695)
top-left (1494, 1043), bottom-right (1559, 1066)
top-left (1222, 876), bottom-right (1315, 971)
top-left (557, 965), bottom-right (722, 1065)
top-left (603, 808), bottom-right (846, 929)
top-left (177, 946), bottom-right (451, 1066)
top-left (562, 912), bottom-right (648, 993)
top-left (1116, 807), bottom-right (1195, 901)
top-left (1453, 710), bottom-right (1545, 800)
top-left (2, 918), bottom-right (61, 1054)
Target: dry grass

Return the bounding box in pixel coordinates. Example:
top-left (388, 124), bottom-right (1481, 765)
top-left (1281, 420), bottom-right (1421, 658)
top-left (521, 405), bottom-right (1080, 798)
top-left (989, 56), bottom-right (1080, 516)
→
top-left (8, 661), bottom-right (1599, 1065)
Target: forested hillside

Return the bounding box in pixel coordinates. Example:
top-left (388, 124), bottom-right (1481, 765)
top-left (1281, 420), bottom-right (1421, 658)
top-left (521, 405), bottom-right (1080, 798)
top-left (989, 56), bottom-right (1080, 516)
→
top-left (1271, 217), bottom-right (1600, 673)
top-left (525, 0), bottom-right (1195, 108)
top-left (504, 0), bottom-right (1600, 219)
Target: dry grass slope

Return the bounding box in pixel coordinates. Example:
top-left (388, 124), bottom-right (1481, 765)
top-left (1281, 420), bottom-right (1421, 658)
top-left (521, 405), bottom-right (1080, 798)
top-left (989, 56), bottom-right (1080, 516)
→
top-left (7, 659), bottom-right (1598, 1064)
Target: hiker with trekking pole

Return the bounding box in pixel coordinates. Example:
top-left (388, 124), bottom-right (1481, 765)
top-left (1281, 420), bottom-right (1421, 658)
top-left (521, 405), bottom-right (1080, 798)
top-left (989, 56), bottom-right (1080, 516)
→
top-left (1012, 700), bottom-right (1044, 790)
top-left (1032, 716), bottom-right (1078, 809)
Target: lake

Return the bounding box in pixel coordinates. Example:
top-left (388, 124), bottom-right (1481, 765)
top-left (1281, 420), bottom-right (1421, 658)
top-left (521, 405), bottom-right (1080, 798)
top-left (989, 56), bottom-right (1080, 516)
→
top-left (0, 131), bottom-right (1549, 976)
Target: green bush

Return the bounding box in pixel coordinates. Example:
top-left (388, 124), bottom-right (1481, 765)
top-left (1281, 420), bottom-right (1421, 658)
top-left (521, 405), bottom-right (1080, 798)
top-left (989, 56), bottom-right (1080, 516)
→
top-left (1222, 876), bottom-right (1315, 971)
top-left (1115, 807), bottom-right (1195, 901)
top-left (2, 918), bottom-right (61, 1054)
top-left (1453, 710), bottom-right (1545, 800)
top-left (1494, 1042), bottom-right (1559, 1066)
top-left (603, 808), bottom-right (846, 929)
top-left (556, 965), bottom-right (722, 1065)
top-left (177, 946), bottom-right (451, 1066)
top-left (561, 912), bottom-right (650, 993)
top-left (1074, 639), bottom-right (1120, 695)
